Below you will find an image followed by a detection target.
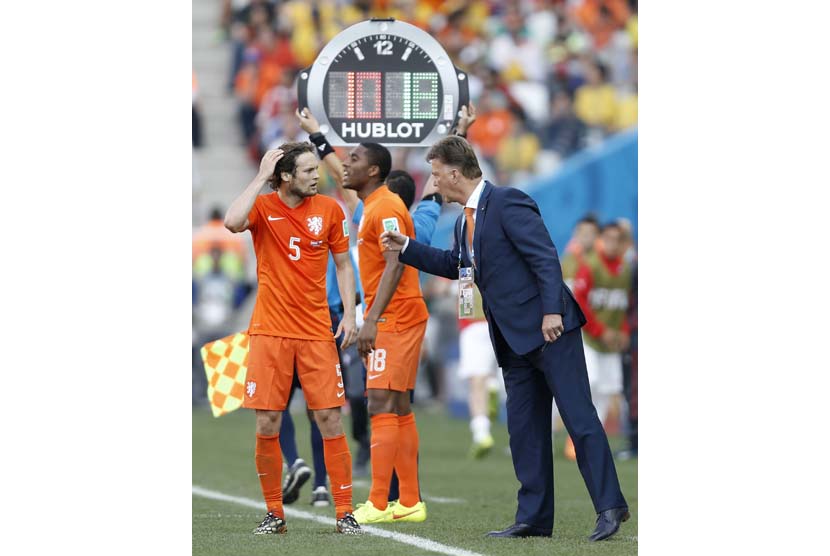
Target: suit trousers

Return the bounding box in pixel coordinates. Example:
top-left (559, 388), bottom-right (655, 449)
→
top-left (495, 324), bottom-right (627, 530)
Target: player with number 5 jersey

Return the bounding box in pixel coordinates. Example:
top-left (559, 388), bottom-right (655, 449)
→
top-left (343, 142), bottom-right (429, 525)
top-left (224, 142), bottom-right (363, 536)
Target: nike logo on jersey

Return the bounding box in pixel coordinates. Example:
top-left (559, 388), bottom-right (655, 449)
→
top-left (337, 391), bottom-right (345, 398)
top-left (268, 216), bottom-right (286, 221)
top-left (367, 373), bottom-right (383, 380)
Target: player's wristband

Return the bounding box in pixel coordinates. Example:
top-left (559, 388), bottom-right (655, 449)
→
top-left (422, 193), bottom-right (443, 205)
top-left (309, 132), bottom-right (335, 159)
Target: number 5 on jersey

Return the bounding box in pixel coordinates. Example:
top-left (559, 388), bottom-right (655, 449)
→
top-left (288, 237), bottom-right (301, 261)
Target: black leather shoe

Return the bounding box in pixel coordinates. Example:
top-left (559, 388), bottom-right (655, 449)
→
top-left (486, 523), bottom-right (552, 538)
top-left (588, 507), bottom-right (630, 541)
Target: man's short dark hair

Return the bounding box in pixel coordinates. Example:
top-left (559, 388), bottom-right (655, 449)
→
top-left (360, 142), bottom-right (391, 182)
top-left (387, 170), bottom-right (416, 209)
top-left (601, 221), bottom-right (622, 234)
top-left (426, 136), bottom-right (483, 179)
top-left (577, 213), bottom-right (600, 229)
top-left (267, 141), bottom-right (316, 190)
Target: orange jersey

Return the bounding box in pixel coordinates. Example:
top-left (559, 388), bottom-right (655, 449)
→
top-left (247, 192), bottom-right (351, 340)
top-left (358, 186), bottom-right (428, 332)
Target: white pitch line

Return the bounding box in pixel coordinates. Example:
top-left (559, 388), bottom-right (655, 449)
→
top-left (423, 495), bottom-right (465, 504)
top-left (193, 485), bottom-right (485, 556)
top-left (351, 479), bottom-right (465, 504)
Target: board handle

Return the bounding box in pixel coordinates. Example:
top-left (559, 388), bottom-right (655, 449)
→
top-left (451, 66), bottom-right (471, 131)
top-left (296, 65), bottom-right (312, 112)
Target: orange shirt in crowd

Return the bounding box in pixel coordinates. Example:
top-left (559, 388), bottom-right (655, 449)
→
top-left (358, 186), bottom-right (428, 332)
top-left (192, 219), bottom-right (247, 263)
top-left (234, 62), bottom-right (282, 108)
top-left (247, 192), bottom-right (350, 340)
top-left (466, 109), bottom-right (515, 159)
top-left (234, 64), bottom-right (258, 104)
top-left (254, 63), bottom-right (282, 108)
top-left (572, 0), bottom-right (631, 49)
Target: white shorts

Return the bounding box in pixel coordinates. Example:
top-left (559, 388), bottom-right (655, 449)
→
top-left (583, 341), bottom-right (623, 395)
top-left (458, 320), bottom-right (499, 379)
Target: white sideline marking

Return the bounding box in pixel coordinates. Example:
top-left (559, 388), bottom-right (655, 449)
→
top-left (351, 479), bottom-right (465, 504)
top-left (193, 485), bottom-right (485, 556)
top-left (423, 495), bottom-right (465, 504)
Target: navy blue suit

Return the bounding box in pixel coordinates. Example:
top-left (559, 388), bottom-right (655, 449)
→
top-left (399, 181), bottom-right (627, 531)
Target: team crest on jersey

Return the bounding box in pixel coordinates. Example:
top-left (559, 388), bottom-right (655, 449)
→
top-left (307, 215), bottom-right (324, 235)
top-left (246, 381), bottom-right (256, 397)
top-left (382, 217), bottom-right (400, 233)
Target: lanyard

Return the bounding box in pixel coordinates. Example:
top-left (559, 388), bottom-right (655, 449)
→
top-left (458, 217), bottom-right (475, 269)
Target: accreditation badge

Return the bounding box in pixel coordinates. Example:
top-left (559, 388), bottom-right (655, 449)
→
top-left (458, 266), bottom-right (475, 319)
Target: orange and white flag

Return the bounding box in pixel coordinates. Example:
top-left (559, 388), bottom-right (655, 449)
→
top-left (201, 332), bottom-right (250, 417)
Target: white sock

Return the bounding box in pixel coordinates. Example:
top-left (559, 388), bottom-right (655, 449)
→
top-left (551, 400), bottom-right (562, 433)
top-left (470, 415), bottom-right (491, 443)
top-left (593, 392), bottom-right (611, 428)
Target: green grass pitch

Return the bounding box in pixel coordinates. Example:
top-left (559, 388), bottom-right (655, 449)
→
top-left (193, 404), bottom-right (637, 555)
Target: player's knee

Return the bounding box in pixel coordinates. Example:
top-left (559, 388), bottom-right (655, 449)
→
top-left (394, 394), bottom-right (412, 416)
top-left (314, 408), bottom-right (343, 436)
top-left (367, 394), bottom-right (395, 415)
top-left (255, 410), bottom-right (281, 435)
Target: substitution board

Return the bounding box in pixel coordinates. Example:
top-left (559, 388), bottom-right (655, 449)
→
top-left (297, 18), bottom-right (469, 147)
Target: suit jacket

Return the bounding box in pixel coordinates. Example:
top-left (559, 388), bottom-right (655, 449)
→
top-left (399, 181), bottom-right (586, 358)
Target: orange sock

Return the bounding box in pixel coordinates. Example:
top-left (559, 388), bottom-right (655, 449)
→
top-left (368, 413), bottom-right (399, 510)
top-left (323, 434), bottom-right (353, 519)
top-left (564, 435), bottom-right (576, 461)
top-left (255, 433), bottom-right (283, 518)
top-left (395, 413), bottom-right (421, 507)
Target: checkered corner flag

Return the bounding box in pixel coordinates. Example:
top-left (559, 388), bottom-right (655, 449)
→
top-left (201, 332), bottom-right (250, 417)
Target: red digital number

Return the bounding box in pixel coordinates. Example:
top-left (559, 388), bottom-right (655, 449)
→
top-left (355, 72), bottom-right (382, 119)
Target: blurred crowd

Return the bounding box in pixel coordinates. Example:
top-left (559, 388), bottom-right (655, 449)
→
top-left (217, 0), bottom-right (637, 186)
top-left (191, 208), bottom-right (254, 403)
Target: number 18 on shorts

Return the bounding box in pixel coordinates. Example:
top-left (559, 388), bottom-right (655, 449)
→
top-left (363, 321), bottom-right (427, 392)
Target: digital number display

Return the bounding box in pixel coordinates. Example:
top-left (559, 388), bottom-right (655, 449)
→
top-left (327, 72), bottom-right (354, 118)
top-left (411, 73), bottom-right (438, 119)
top-left (326, 71), bottom-right (438, 120)
top-left (299, 20), bottom-right (468, 146)
top-left (355, 72), bottom-right (381, 119)
top-left (384, 72), bottom-right (410, 119)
